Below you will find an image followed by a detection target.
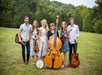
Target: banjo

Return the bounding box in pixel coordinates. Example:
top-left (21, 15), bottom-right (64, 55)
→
top-left (36, 42), bottom-right (44, 68)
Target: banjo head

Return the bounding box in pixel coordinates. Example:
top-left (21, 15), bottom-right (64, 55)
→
top-left (36, 60), bottom-right (44, 68)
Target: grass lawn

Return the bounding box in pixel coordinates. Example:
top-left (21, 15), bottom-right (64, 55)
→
top-left (0, 27), bottom-right (102, 75)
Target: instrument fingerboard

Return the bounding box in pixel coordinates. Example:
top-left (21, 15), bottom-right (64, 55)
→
top-left (53, 15), bottom-right (59, 47)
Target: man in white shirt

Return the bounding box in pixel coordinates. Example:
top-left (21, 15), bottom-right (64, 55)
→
top-left (67, 17), bottom-right (80, 67)
top-left (18, 16), bottom-right (32, 64)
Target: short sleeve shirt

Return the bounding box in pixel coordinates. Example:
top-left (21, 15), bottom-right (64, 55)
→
top-left (19, 23), bottom-right (32, 42)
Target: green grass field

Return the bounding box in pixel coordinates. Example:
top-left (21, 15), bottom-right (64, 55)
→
top-left (0, 27), bottom-right (102, 75)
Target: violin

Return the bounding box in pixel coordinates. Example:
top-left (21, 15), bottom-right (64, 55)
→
top-left (34, 36), bottom-right (39, 52)
top-left (60, 32), bottom-right (67, 44)
top-left (60, 29), bottom-right (72, 44)
top-left (44, 15), bottom-right (62, 68)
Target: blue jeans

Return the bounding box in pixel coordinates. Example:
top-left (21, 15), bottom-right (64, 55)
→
top-left (21, 41), bottom-right (30, 62)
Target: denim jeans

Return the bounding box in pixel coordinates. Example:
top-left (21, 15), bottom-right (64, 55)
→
top-left (21, 41), bottom-right (30, 62)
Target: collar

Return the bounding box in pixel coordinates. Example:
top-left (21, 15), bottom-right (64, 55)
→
top-left (70, 24), bottom-right (75, 27)
top-left (24, 23), bottom-right (29, 26)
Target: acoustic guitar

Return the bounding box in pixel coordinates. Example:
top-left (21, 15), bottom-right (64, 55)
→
top-left (70, 43), bottom-right (80, 68)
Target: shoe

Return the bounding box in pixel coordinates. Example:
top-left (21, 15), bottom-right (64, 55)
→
top-left (26, 61), bottom-right (29, 64)
top-left (61, 64), bottom-right (65, 68)
top-left (24, 61), bottom-right (29, 65)
top-left (23, 61), bottom-right (26, 64)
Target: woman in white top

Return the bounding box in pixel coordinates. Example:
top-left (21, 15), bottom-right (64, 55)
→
top-left (30, 20), bottom-right (40, 65)
top-left (39, 19), bottom-right (49, 57)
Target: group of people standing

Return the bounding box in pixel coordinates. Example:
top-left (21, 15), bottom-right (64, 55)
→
top-left (18, 16), bottom-right (79, 68)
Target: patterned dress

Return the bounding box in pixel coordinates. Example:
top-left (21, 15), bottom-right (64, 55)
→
top-left (39, 27), bottom-right (48, 57)
top-left (30, 30), bottom-right (40, 57)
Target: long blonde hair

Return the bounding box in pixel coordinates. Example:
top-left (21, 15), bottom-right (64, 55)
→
top-left (41, 19), bottom-right (49, 31)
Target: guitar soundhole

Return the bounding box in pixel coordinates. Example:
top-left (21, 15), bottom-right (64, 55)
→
top-left (74, 56), bottom-right (78, 60)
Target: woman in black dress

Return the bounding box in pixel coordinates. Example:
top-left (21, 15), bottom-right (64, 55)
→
top-left (47, 23), bottom-right (59, 40)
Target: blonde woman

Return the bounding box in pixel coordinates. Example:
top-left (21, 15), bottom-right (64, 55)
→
top-left (39, 19), bottom-right (49, 57)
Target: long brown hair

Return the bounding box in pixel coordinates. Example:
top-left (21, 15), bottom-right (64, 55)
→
top-left (32, 20), bottom-right (39, 35)
top-left (60, 21), bottom-right (67, 32)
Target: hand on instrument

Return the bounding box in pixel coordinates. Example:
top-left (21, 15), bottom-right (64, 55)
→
top-left (52, 34), bottom-right (55, 37)
top-left (35, 38), bottom-right (38, 40)
top-left (19, 38), bottom-right (22, 43)
top-left (64, 34), bottom-right (67, 37)
top-left (49, 34), bottom-right (55, 39)
top-left (74, 37), bottom-right (78, 43)
top-left (33, 38), bottom-right (35, 40)
top-left (67, 36), bottom-right (70, 39)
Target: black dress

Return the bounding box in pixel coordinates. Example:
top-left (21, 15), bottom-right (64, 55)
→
top-left (47, 30), bottom-right (59, 40)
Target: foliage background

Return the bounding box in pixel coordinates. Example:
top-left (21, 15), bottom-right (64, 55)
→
top-left (0, 0), bottom-right (102, 75)
top-left (0, 0), bottom-right (102, 33)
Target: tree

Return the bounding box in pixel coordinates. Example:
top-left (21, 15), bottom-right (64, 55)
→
top-left (83, 14), bottom-right (93, 32)
top-left (75, 6), bottom-right (92, 32)
top-left (0, 0), bottom-right (14, 27)
top-left (74, 9), bottom-right (83, 31)
top-left (0, 0), bottom-right (101, 34)
top-left (95, 0), bottom-right (102, 19)
top-left (94, 20), bottom-right (102, 33)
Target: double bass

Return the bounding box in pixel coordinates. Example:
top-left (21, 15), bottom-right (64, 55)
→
top-left (44, 15), bottom-right (62, 68)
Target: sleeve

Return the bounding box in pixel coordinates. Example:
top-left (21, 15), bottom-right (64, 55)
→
top-left (57, 31), bottom-right (59, 37)
top-left (76, 25), bottom-right (80, 37)
top-left (30, 25), bottom-right (33, 31)
top-left (19, 25), bottom-right (23, 31)
top-left (47, 31), bottom-right (50, 40)
top-left (67, 26), bottom-right (70, 31)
